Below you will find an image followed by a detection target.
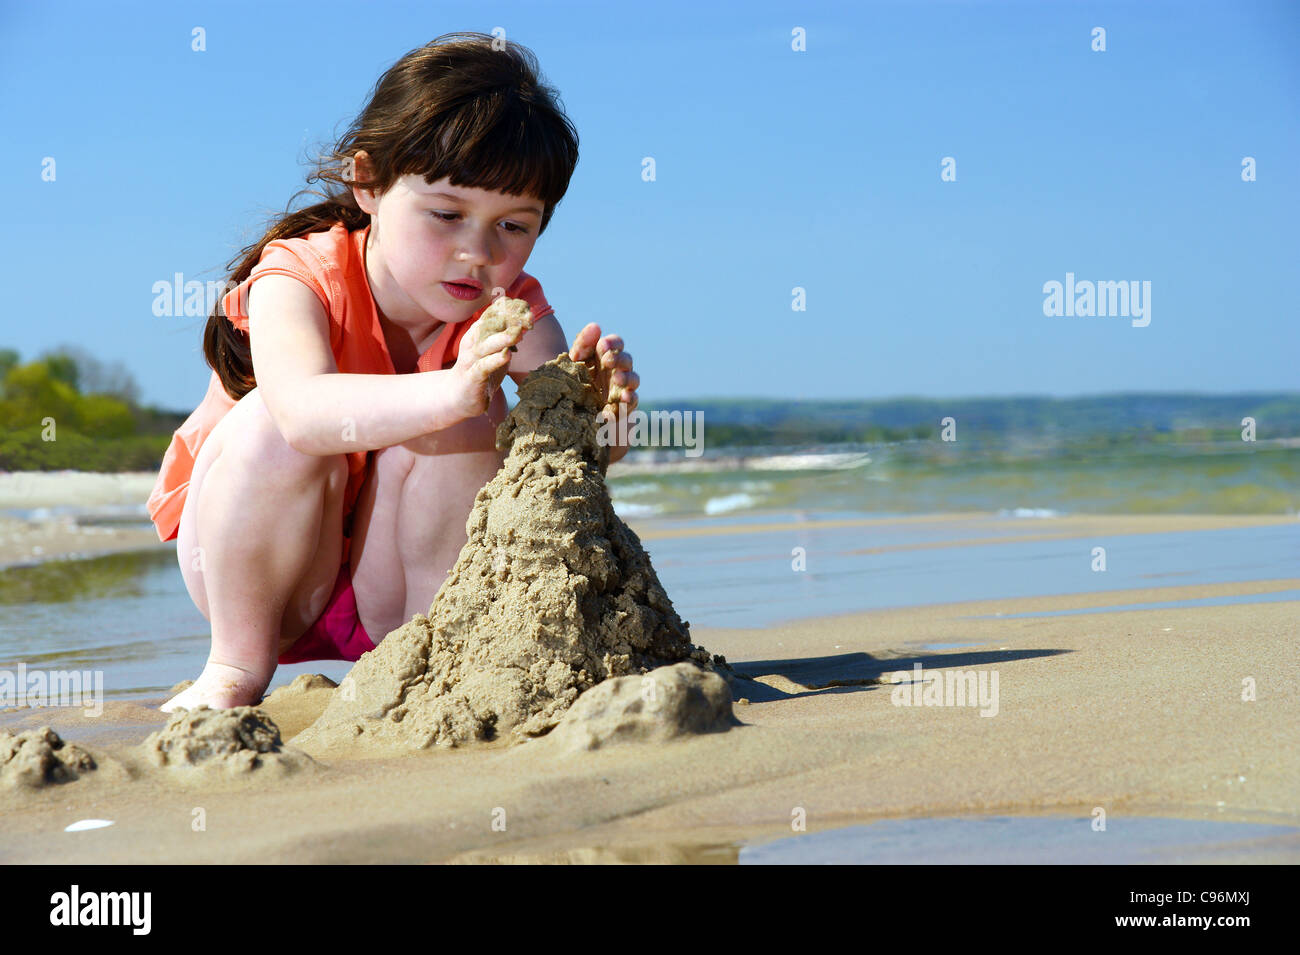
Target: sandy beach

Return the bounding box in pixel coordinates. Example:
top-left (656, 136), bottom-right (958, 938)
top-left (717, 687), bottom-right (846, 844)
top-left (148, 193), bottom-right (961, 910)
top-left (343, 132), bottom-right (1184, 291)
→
top-left (0, 471), bottom-right (168, 570)
top-left (1, 504), bottom-right (1296, 862)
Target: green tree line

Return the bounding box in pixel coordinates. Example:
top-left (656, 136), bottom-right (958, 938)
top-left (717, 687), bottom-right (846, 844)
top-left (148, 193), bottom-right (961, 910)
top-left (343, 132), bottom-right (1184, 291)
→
top-left (643, 392), bottom-right (1300, 450)
top-left (0, 346), bottom-right (182, 471)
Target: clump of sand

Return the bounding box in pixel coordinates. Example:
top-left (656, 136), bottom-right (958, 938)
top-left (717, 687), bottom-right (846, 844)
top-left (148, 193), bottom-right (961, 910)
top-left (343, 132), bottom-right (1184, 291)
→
top-left (0, 726), bottom-right (96, 788)
top-left (295, 338), bottom-right (730, 753)
top-left (477, 294), bottom-right (535, 351)
top-left (141, 706), bottom-right (315, 779)
top-left (546, 661), bottom-right (737, 753)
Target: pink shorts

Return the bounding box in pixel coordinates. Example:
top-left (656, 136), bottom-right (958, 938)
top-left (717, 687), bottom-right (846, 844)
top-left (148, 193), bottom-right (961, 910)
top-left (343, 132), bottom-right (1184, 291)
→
top-left (277, 562), bottom-right (377, 665)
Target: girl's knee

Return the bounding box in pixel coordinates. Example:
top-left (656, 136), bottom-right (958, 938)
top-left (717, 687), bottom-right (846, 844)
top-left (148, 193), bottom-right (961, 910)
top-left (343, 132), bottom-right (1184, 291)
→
top-left (224, 387), bottom-right (343, 478)
top-left (372, 441), bottom-right (417, 484)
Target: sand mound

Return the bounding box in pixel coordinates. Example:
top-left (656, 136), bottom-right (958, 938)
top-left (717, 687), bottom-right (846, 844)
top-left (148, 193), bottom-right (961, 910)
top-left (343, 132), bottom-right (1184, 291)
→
top-left (272, 673), bottom-right (338, 695)
top-left (546, 661), bottom-right (737, 753)
top-left (0, 726), bottom-right (96, 788)
top-left (296, 346), bottom-right (730, 752)
top-left (262, 674), bottom-right (339, 740)
top-left (141, 706), bottom-right (314, 779)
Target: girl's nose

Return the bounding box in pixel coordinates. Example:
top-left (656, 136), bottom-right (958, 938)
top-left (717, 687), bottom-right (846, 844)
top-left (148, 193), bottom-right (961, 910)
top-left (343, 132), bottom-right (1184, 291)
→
top-left (457, 233), bottom-right (500, 266)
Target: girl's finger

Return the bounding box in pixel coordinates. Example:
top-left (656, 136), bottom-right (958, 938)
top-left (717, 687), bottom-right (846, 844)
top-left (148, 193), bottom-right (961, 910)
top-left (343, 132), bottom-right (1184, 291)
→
top-left (479, 328), bottom-right (524, 356)
top-left (476, 349), bottom-right (513, 375)
top-left (569, 323), bottom-right (601, 361)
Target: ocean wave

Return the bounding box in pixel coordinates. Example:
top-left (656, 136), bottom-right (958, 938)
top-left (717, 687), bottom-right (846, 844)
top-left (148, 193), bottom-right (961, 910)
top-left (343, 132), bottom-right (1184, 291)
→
top-left (7, 503), bottom-right (151, 525)
top-left (744, 452), bottom-right (872, 472)
top-left (611, 501), bottom-right (664, 518)
top-left (607, 481), bottom-right (663, 498)
top-left (998, 507), bottom-right (1064, 518)
top-left (704, 493), bottom-right (758, 515)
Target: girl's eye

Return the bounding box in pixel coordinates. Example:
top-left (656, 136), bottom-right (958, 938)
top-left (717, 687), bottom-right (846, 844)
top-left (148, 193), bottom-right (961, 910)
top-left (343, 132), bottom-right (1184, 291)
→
top-left (430, 212), bottom-right (527, 234)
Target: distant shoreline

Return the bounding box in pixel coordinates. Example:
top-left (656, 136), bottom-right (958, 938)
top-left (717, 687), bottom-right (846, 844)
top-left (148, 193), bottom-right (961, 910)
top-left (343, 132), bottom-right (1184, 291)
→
top-left (2, 466), bottom-right (1296, 572)
top-left (0, 471), bottom-right (161, 570)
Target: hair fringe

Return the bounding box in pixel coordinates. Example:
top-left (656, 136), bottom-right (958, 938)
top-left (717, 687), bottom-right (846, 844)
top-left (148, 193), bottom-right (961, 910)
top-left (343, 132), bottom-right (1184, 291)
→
top-left (202, 32), bottom-right (579, 400)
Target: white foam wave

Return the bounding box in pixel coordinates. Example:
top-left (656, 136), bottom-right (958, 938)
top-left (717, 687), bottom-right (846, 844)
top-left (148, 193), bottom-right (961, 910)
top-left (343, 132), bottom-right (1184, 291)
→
top-left (607, 481), bottom-right (662, 497)
top-left (704, 493), bottom-right (758, 515)
top-left (744, 452), bottom-right (872, 472)
top-left (998, 507), bottom-right (1063, 518)
top-left (611, 501), bottom-right (664, 518)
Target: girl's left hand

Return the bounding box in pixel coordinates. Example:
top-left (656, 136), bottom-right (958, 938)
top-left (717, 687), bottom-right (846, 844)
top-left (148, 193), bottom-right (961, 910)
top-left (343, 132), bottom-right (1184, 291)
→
top-left (569, 322), bottom-right (639, 423)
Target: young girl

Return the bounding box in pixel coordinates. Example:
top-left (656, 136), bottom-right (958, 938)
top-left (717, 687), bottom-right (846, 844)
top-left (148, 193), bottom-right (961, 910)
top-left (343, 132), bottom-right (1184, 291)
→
top-left (148, 33), bottom-right (639, 713)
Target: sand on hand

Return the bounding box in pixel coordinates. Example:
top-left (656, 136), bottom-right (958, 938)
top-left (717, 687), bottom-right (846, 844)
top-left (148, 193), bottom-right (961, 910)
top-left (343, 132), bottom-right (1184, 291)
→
top-left (474, 293), bottom-right (534, 349)
top-left (295, 303), bottom-right (732, 754)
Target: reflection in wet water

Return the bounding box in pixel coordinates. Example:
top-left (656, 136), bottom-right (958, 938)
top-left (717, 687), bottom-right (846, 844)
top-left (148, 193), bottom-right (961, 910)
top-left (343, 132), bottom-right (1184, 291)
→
top-left (446, 842), bottom-right (740, 864)
top-left (739, 815), bottom-right (1300, 864)
top-left (0, 549), bottom-right (173, 606)
top-left (0, 547), bottom-right (353, 700)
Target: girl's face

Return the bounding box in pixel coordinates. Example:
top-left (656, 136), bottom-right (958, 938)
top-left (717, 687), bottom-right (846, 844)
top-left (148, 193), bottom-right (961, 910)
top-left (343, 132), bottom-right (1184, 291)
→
top-left (354, 157), bottom-right (544, 330)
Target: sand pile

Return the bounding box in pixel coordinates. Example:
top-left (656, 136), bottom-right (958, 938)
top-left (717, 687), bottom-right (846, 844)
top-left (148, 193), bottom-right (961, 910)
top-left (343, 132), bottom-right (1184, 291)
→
top-left (259, 674), bottom-right (340, 739)
top-left (141, 706), bottom-right (314, 779)
top-left (546, 661), bottom-right (736, 753)
top-left (0, 726), bottom-right (96, 788)
top-left (295, 332), bottom-right (730, 753)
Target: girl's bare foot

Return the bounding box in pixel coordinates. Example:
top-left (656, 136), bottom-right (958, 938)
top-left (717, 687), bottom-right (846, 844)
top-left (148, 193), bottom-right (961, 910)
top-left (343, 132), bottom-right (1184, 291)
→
top-left (160, 661), bottom-right (269, 712)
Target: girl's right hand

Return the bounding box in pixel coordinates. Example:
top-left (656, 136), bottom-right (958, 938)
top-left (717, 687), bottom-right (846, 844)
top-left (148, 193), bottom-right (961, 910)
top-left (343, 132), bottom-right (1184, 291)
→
top-left (446, 315), bottom-right (530, 420)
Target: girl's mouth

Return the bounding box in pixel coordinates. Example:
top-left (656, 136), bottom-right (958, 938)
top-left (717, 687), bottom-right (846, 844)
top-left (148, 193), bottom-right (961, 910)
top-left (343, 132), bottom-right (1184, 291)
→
top-left (441, 282), bottom-right (482, 301)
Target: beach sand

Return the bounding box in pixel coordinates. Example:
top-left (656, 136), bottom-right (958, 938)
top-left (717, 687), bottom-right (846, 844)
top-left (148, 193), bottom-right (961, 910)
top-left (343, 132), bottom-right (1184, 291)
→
top-left (1, 472), bottom-right (1295, 862)
top-left (0, 471), bottom-right (167, 570)
top-left (2, 562), bottom-right (1296, 863)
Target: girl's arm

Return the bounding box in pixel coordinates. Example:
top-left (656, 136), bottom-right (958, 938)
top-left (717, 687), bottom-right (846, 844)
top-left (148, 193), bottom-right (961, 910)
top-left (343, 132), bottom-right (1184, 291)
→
top-left (247, 276), bottom-right (516, 455)
top-left (506, 313), bottom-right (568, 386)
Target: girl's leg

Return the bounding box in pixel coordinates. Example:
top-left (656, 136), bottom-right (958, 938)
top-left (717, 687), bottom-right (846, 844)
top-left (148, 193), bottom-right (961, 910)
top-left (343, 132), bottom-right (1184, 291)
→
top-left (349, 391), bottom-right (507, 642)
top-left (164, 387), bottom-right (348, 712)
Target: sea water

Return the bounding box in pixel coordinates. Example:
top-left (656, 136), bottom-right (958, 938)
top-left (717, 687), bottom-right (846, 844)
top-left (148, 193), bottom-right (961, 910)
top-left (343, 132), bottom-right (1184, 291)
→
top-left (0, 513), bottom-right (1295, 701)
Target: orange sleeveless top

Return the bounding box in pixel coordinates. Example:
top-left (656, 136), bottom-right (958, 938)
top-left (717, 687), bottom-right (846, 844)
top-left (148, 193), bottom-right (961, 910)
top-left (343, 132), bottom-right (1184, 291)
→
top-left (145, 221), bottom-right (554, 563)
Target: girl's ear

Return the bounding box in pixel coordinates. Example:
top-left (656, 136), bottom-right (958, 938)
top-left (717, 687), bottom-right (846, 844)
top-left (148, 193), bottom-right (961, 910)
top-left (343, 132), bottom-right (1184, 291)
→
top-left (350, 150), bottom-right (380, 213)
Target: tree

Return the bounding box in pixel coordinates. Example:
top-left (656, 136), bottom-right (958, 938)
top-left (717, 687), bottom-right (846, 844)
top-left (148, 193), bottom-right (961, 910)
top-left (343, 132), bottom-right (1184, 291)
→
top-left (76, 393), bottom-right (136, 438)
top-left (44, 352), bottom-right (80, 390)
top-left (40, 344), bottom-right (141, 405)
top-left (0, 348), bottom-right (18, 397)
top-left (2, 360), bottom-right (81, 425)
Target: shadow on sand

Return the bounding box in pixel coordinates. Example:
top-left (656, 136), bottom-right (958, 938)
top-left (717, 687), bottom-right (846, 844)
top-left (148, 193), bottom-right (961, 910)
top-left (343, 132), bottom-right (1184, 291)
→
top-left (727, 648), bottom-right (1071, 702)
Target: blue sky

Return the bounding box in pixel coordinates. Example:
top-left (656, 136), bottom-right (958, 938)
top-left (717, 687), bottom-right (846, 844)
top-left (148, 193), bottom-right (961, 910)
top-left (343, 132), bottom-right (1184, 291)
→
top-left (2, 0), bottom-right (1296, 411)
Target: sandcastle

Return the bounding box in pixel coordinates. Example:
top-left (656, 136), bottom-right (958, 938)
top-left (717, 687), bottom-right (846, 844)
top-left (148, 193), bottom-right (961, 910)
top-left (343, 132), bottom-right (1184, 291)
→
top-left (294, 297), bottom-right (731, 751)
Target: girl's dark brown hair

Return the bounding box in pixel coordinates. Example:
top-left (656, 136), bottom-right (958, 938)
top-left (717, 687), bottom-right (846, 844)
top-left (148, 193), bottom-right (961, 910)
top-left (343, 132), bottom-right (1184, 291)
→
top-left (203, 32), bottom-right (580, 399)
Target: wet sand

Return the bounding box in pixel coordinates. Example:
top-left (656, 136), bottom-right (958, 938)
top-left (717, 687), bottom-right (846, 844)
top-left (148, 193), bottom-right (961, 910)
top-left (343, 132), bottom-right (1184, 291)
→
top-left (2, 568), bottom-right (1296, 863)
top-left (0, 515), bottom-right (167, 571)
top-left (0, 471), bottom-right (167, 570)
